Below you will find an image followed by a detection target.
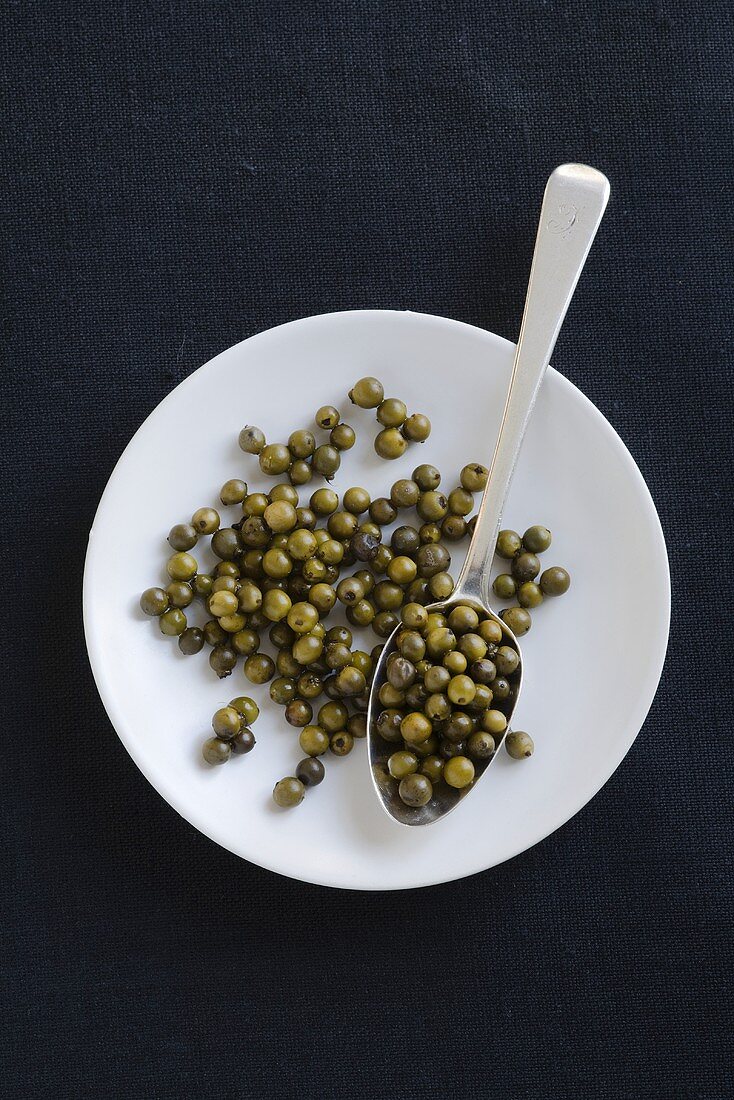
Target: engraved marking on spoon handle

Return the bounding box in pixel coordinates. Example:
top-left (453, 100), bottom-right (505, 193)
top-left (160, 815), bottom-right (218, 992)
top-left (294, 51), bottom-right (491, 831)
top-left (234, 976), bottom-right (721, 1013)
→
top-left (455, 163), bottom-right (610, 607)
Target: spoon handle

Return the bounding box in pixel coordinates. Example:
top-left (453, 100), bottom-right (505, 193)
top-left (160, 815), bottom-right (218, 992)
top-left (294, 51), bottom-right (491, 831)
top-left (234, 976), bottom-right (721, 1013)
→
top-left (454, 163), bottom-right (610, 607)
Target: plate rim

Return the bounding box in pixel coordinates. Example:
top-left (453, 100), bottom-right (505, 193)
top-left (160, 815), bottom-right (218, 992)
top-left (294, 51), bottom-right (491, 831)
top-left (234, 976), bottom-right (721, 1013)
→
top-left (83, 308), bottom-right (671, 891)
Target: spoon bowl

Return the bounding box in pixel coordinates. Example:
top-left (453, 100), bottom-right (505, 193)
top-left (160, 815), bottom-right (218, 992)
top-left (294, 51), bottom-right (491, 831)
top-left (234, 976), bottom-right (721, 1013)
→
top-left (368, 599), bottom-right (523, 825)
top-left (367, 163), bottom-right (610, 826)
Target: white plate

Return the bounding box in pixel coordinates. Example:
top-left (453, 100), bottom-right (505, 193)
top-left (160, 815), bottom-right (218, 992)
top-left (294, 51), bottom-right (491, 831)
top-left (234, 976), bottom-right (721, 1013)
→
top-left (83, 310), bottom-right (670, 890)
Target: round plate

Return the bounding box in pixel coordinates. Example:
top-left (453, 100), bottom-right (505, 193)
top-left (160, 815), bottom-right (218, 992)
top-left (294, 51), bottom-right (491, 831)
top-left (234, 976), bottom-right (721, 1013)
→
top-left (83, 310), bottom-right (670, 890)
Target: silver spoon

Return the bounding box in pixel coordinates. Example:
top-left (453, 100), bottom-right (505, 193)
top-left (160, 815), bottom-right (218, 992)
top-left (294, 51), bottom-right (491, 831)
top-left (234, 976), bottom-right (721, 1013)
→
top-left (367, 163), bottom-right (610, 826)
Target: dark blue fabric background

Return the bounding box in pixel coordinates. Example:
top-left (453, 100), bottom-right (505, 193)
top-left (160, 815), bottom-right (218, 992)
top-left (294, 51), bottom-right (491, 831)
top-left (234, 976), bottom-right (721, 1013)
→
top-left (2, 2), bottom-right (732, 1097)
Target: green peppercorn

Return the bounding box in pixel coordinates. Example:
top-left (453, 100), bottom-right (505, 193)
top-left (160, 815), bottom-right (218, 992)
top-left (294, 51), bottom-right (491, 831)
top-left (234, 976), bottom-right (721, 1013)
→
top-left (160, 608), bottom-right (187, 636)
top-left (466, 729), bottom-right (495, 760)
top-left (318, 701), bottom-right (349, 733)
top-left (242, 493), bottom-right (269, 517)
top-left (416, 543), bottom-right (451, 577)
top-left (239, 426), bottom-right (266, 454)
top-left (202, 737), bottom-right (231, 765)
top-left (478, 618), bottom-right (503, 645)
top-left (288, 429), bottom-right (316, 458)
top-left (263, 500), bottom-right (298, 533)
top-left (500, 606), bottom-right (532, 636)
top-left (178, 627), bottom-right (204, 655)
top-left (402, 413), bottom-right (431, 442)
top-left (388, 750), bottom-right (419, 779)
top-left (309, 583), bottom-right (337, 615)
top-left (212, 706), bottom-right (242, 739)
top-left (460, 463), bottom-right (489, 492)
top-left (192, 507), bottom-right (220, 535)
top-left (470, 658), bottom-right (497, 685)
top-left (511, 552), bottom-right (541, 582)
top-left (391, 525), bottom-right (420, 555)
top-left (446, 674), bottom-right (475, 706)
top-left (229, 696), bottom-right (260, 724)
top-left (372, 610), bottom-right (399, 638)
top-left (289, 460), bottom-right (313, 485)
top-left (425, 627), bottom-right (456, 659)
top-left (397, 630), bottom-right (426, 664)
top-left (390, 479), bottom-right (420, 509)
top-left (347, 714), bottom-right (367, 739)
top-left (220, 479), bottom-right (248, 506)
top-left (330, 423), bottom-right (356, 450)
top-left (268, 484), bottom-right (298, 506)
top-left (329, 731), bottom-right (354, 756)
top-left (443, 756), bottom-right (475, 788)
top-left (296, 506), bottom-right (317, 529)
top-left (441, 515), bottom-right (466, 541)
top-left (259, 443), bottom-right (292, 477)
top-left (416, 491), bottom-right (449, 522)
top-left (400, 712), bottom-right (432, 743)
top-left (168, 523), bottom-right (198, 551)
top-left (517, 581), bottom-right (544, 608)
top-left (297, 672), bottom-right (324, 700)
top-left (140, 587), bottom-right (169, 616)
top-left (213, 570), bottom-right (239, 595)
top-left (491, 676), bottom-right (511, 700)
top-left (493, 645), bottom-right (518, 676)
top-left (420, 755), bottom-right (444, 783)
top-left (428, 572), bottom-right (454, 600)
top-left (376, 397), bottom-right (407, 427)
top-left (210, 644), bottom-right (237, 677)
top-left (370, 544), bottom-right (393, 575)
top-left (211, 528), bottom-right (242, 561)
top-left (300, 725), bottom-right (330, 756)
top-left (208, 589), bottom-right (238, 618)
top-left (372, 581), bottom-right (403, 612)
top-left (288, 529), bottom-right (318, 561)
top-left (387, 555), bottom-right (417, 585)
top-left (424, 665), bottom-right (451, 693)
top-left (376, 708), bottom-right (403, 742)
top-left (270, 676), bottom-right (298, 706)
top-left (374, 428), bottom-right (408, 460)
top-left (285, 699), bottom-right (313, 727)
top-left (482, 709), bottom-right (508, 735)
top-left (347, 599), bottom-right (376, 626)
top-left (315, 405), bottom-right (340, 429)
top-left (310, 487), bottom-right (339, 515)
top-left (401, 602), bottom-right (429, 631)
top-left (495, 530), bottom-right (522, 559)
top-left (296, 757), bottom-right (325, 787)
top-left (398, 773), bottom-right (433, 806)
top-left (443, 650), bottom-right (467, 675)
top-left (343, 486), bottom-right (371, 514)
top-left (369, 497), bottom-right (398, 525)
top-left (425, 693), bottom-right (452, 722)
top-left (293, 633), bottom-right (324, 665)
top-left (419, 523), bottom-right (442, 545)
top-left (328, 510), bottom-right (358, 540)
top-left (539, 566), bottom-right (571, 596)
top-left (413, 464), bottom-right (441, 491)
top-left (193, 574), bottom-right (214, 597)
top-left (493, 573), bottom-right (517, 600)
top-left (244, 653), bottom-right (275, 683)
top-left (231, 728), bottom-right (256, 755)
top-left (272, 777), bottom-right (305, 807)
top-left (522, 525), bottom-right (552, 553)
top-left (447, 487), bottom-right (474, 516)
top-left (312, 444), bottom-right (341, 479)
top-left (166, 552), bottom-right (198, 581)
top-left (349, 376), bottom-right (384, 408)
top-left (505, 730), bottom-right (534, 759)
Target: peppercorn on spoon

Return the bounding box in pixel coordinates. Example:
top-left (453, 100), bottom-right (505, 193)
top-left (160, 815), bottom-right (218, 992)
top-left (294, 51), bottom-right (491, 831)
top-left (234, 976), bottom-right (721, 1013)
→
top-left (368, 163), bottom-right (610, 825)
